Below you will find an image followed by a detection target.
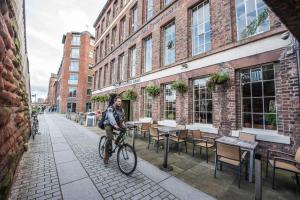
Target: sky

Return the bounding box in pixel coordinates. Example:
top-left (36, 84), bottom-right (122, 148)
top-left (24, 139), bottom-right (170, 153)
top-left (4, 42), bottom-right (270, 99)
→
top-left (26, 0), bottom-right (105, 101)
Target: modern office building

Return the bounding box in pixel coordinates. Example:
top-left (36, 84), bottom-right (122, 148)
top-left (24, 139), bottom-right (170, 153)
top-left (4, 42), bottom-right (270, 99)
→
top-left (56, 31), bottom-right (95, 113)
top-left (92, 0), bottom-right (300, 152)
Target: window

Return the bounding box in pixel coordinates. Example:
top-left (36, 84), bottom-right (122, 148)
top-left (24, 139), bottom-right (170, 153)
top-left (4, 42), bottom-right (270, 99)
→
top-left (88, 76), bottom-right (93, 83)
top-left (236, 0), bottom-right (270, 40)
top-left (72, 35), bottom-right (80, 46)
top-left (68, 73), bottom-right (78, 85)
top-left (104, 64), bottom-right (108, 86)
top-left (98, 68), bottom-right (102, 88)
top-left (129, 46), bottom-right (137, 77)
top-left (89, 50), bottom-right (94, 58)
top-left (101, 18), bottom-right (105, 33)
top-left (130, 4), bottom-right (138, 33)
top-left (119, 54), bottom-right (125, 81)
top-left (241, 64), bottom-right (276, 130)
top-left (164, 84), bottom-right (176, 120)
top-left (71, 48), bottom-right (80, 59)
top-left (69, 61), bottom-right (79, 72)
top-left (86, 102), bottom-right (92, 112)
top-left (113, 0), bottom-right (118, 17)
top-left (68, 87), bottom-right (77, 97)
top-left (119, 17), bottom-right (126, 42)
top-left (95, 46), bottom-right (99, 62)
top-left (145, 0), bottom-right (153, 22)
top-left (191, 1), bottom-right (211, 56)
top-left (94, 71), bottom-right (98, 90)
top-left (67, 103), bottom-right (76, 112)
top-left (144, 89), bottom-right (153, 117)
top-left (163, 22), bottom-right (176, 66)
top-left (105, 34), bottom-right (110, 55)
top-left (110, 59), bottom-right (116, 84)
top-left (193, 78), bottom-right (212, 124)
top-left (87, 89), bottom-right (92, 96)
top-left (106, 10), bottom-right (111, 27)
top-left (111, 26), bottom-right (117, 49)
top-left (100, 41), bottom-right (104, 59)
top-left (120, 0), bottom-right (128, 8)
top-left (164, 0), bottom-right (173, 7)
top-left (144, 36), bottom-right (152, 72)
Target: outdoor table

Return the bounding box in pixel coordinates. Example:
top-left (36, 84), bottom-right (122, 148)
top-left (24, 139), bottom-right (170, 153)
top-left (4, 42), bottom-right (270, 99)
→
top-left (157, 126), bottom-right (186, 172)
top-left (215, 136), bottom-right (258, 183)
top-left (126, 121), bottom-right (143, 150)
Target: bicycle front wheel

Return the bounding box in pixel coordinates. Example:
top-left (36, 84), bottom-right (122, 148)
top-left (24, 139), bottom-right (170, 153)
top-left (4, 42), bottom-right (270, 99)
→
top-left (117, 144), bottom-right (137, 175)
top-left (99, 136), bottom-right (107, 159)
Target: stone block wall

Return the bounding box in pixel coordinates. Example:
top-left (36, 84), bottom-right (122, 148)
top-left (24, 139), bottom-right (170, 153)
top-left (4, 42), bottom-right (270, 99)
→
top-left (0, 0), bottom-right (31, 199)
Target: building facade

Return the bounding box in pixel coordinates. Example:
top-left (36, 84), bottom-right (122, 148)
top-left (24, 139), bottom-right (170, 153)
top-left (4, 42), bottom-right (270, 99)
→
top-left (47, 73), bottom-right (57, 108)
top-left (56, 31), bottom-right (95, 113)
top-left (92, 0), bottom-right (300, 152)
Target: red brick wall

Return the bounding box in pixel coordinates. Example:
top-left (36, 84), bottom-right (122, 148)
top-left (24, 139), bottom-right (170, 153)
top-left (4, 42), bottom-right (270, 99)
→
top-left (0, 0), bottom-right (31, 198)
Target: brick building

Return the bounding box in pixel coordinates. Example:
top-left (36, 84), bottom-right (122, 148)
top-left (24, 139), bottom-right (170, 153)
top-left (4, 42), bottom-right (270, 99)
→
top-left (55, 31), bottom-right (95, 113)
top-left (92, 0), bottom-right (300, 153)
top-left (0, 0), bottom-right (31, 198)
top-left (47, 73), bottom-right (57, 108)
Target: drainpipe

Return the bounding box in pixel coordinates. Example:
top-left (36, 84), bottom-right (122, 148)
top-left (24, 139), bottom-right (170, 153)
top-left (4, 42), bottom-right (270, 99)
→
top-left (296, 40), bottom-right (300, 97)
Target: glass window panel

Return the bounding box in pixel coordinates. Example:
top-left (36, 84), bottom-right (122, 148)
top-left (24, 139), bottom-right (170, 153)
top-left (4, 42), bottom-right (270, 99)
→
top-left (243, 113), bottom-right (252, 128)
top-left (252, 98), bottom-right (263, 113)
top-left (241, 69), bottom-right (250, 83)
top-left (242, 83), bottom-right (251, 97)
top-left (253, 114), bottom-right (264, 129)
top-left (200, 112), bottom-right (206, 123)
top-left (265, 114), bottom-right (277, 130)
top-left (207, 112), bottom-right (212, 124)
top-left (194, 112), bottom-right (200, 123)
top-left (264, 97), bottom-right (276, 113)
top-left (207, 100), bottom-right (212, 111)
top-left (252, 82), bottom-right (262, 96)
top-left (242, 98), bottom-right (251, 112)
top-left (263, 81), bottom-right (275, 96)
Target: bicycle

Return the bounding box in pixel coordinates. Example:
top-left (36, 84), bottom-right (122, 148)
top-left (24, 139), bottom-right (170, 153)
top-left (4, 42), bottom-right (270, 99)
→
top-left (31, 114), bottom-right (39, 140)
top-left (99, 128), bottom-right (137, 175)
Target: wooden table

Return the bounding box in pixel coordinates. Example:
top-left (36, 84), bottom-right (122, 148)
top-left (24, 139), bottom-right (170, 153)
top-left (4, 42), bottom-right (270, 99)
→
top-left (215, 136), bottom-right (258, 183)
top-left (126, 121), bottom-right (144, 149)
top-left (157, 126), bottom-right (185, 171)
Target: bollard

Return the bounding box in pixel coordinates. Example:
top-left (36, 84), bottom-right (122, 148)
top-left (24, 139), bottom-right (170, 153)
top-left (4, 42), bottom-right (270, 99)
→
top-left (255, 153), bottom-right (262, 200)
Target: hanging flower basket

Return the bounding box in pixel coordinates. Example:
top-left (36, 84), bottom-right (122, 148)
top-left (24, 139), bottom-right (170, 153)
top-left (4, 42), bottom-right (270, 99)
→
top-left (171, 80), bottom-right (188, 94)
top-left (122, 89), bottom-right (137, 101)
top-left (207, 70), bottom-right (230, 92)
top-left (145, 85), bottom-right (160, 97)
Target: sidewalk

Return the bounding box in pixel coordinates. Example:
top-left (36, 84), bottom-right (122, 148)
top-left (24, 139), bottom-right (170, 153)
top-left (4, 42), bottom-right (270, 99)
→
top-left (8, 113), bottom-right (215, 200)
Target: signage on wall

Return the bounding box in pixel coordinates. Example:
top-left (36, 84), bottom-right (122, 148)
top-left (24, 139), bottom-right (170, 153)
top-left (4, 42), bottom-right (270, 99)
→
top-left (114, 78), bottom-right (141, 87)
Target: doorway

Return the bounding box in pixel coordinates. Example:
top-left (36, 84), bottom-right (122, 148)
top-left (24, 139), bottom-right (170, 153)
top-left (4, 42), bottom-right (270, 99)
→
top-left (122, 100), bottom-right (131, 122)
top-left (67, 102), bottom-right (77, 113)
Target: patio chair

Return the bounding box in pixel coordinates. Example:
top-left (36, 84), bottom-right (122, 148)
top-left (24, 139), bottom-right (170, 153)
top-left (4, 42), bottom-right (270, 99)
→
top-left (148, 127), bottom-right (164, 152)
top-left (214, 142), bottom-right (248, 188)
top-left (192, 130), bottom-right (215, 163)
top-left (239, 132), bottom-right (256, 142)
top-left (169, 125), bottom-right (188, 154)
top-left (266, 147), bottom-right (300, 189)
top-left (139, 123), bottom-right (151, 138)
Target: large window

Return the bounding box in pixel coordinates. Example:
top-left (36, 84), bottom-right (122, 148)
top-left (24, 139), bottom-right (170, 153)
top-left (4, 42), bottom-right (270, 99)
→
top-left (105, 34), bottom-right (110, 55)
top-left (144, 89), bottom-right (153, 118)
top-left (193, 78), bottom-right (212, 124)
top-left (100, 41), bottom-right (104, 59)
top-left (164, 22), bottom-right (176, 66)
top-left (130, 4), bottom-right (138, 33)
top-left (164, 84), bottom-right (176, 120)
top-left (68, 87), bottom-right (77, 97)
top-left (191, 1), bottom-right (211, 56)
top-left (241, 64), bottom-right (276, 130)
top-left (111, 26), bottom-right (117, 49)
top-left (106, 10), bottom-right (111, 27)
top-left (69, 61), bottom-right (79, 72)
top-left (101, 18), bottom-right (105, 33)
top-left (119, 17), bottom-right (126, 43)
top-left (145, 0), bottom-right (153, 22)
top-left (72, 35), bottom-right (80, 46)
top-left (88, 76), bottom-right (93, 83)
top-left (71, 48), bottom-right (80, 59)
top-left (144, 36), bottom-right (152, 73)
top-left (110, 59), bottom-right (116, 84)
top-left (236, 0), bottom-right (270, 40)
top-left (87, 89), bottom-right (92, 96)
top-left (68, 73), bottom-right (78, 85)
top-left (119, 54), bottom-right (125, 81)
top-left (129, 46), bottom-right (137, 77)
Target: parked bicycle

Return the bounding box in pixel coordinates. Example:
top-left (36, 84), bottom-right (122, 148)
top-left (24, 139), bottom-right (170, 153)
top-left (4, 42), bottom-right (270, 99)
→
top-left (99, 128), bottom-right (137, 175)
top-left (31, 114), bottom-right (39, 140)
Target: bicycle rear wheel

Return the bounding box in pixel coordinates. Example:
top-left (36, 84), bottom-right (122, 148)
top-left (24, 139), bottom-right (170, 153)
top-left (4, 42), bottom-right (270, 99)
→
top-left (99, 136), bottom-right (107, 159)
top-left (117, 144), bottom-right (137, 175)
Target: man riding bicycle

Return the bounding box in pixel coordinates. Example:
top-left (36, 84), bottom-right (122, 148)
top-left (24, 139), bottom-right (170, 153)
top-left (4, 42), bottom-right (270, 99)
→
top-left (103, 96), bottom-right (125, 164)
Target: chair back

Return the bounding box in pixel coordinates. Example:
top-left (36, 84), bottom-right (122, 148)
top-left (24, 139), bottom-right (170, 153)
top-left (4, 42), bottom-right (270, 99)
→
top-left (216, 142), bottom-right (240, 161)
top-left (295, 147), bottom-right (300, 163)
top-left (239, 132), bottom-right (256, 142)
top-left (151, 123), bottom-right (158, 128)
top-left (178, 130), bottom-right (188, 139)
top-left (150, 127), bottom-right (159, 137)
top-left (141, 123), bottom-right (150, 131)
top-left (176, 124), bottom-right (186, 130)
top-left (192, 130), bottom-right (202, 139)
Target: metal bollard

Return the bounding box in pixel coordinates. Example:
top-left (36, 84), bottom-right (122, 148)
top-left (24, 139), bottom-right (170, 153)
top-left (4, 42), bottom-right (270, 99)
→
top-left (255, 153), bottom-right (262, 200)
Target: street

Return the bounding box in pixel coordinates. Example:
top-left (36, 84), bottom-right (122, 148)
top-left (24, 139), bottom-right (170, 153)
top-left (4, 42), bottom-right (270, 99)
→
top-left (8, 114), bottom-right (214, 200)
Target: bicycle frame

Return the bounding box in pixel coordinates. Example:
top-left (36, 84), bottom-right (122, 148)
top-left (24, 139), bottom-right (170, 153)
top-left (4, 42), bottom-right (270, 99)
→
top-left (110, 131), bottom-right (126, 154)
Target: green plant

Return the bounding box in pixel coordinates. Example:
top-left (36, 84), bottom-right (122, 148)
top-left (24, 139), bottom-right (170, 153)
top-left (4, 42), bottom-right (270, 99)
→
top-left (241, 8), bottom-right (269, 39)
top-left (145, 85), bottom-right (160, 97)
top-left (122, 89), bottom-right (137, 101)
top-left (91, 96), bottom-right (97, 102)
top-left (207, 71), bottom-right (230, 91)
top-left (98, 95), bottom-right (109, 103)
top-left (171, 80), bottom-right (188, 93)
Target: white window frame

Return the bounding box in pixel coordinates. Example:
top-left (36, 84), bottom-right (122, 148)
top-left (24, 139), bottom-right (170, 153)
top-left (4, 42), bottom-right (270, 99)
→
top-left (144, 89), bottom-right (153, 118)
top-left (72, 35), bottom-right (80, 46)
top-left (71, 48), bottom-right (80, 59)
top-left (146, 0), bottom-right (153, 21)
top-left (130, 46), bottom-right (137, 77)
top-left (68, 87), bottom-right (77, 97)
top-left (164, 22), bottom-right (176, 66)
top-left (164, 84), bottom-right (176, 120)
top-left (69, 60), bottom-right (79, 72)
top-left (144, 36), bottom-right (152, 73)
top-left (119, 54), bottom-right (125, 81)
top-left (68, 73), bottom-right (78, 85)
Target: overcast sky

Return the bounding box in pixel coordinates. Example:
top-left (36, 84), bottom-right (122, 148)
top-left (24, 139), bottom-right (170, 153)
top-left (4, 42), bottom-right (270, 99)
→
top-left (26, 0), bottom-right (105, 101)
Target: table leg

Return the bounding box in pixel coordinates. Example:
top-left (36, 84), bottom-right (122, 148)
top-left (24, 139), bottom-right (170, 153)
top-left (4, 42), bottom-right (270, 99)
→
top-left (249, 150), bottom-right (254, 183)
top-left (160, 134), bottom-right (173, 171)
top-left (132, 127), bottom-right (136, 150)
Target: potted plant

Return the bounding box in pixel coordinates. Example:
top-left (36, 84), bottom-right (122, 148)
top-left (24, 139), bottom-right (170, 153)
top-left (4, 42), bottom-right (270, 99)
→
top-left (207, 70), bottom-right (230, 91)
top-left (171, 80), bottom-right (188, 94)
top-left (122, 89), bottom-right (137, 101)
top-left (145, 85), bottom-right (160, 97)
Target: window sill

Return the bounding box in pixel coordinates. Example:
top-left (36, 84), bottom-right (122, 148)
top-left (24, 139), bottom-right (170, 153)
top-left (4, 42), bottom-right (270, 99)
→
top-left (235, 128), bottom-right (291, 144)
top-left (186, 124), bottom-right (218, 134)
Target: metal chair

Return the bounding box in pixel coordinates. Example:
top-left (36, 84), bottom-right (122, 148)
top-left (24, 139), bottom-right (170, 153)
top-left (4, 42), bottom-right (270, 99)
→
top-left (169, 125), bottom-right (188, 154)
top-left (148, 127), bottom-right (164, 152)
top-left (239, 132), bottom-right (256, 142)
top-left (214, 142), bottom-right (248, 188)
top-left (192, 130), bottom-right (215, 163)
top-left (139, 123), bottom-right (151, 138)
top-left (266, 147), bottom-right (300, 189)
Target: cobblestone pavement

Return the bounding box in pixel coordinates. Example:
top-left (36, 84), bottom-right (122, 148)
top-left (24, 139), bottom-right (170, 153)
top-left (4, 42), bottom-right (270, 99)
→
top-left (8, 113), bottom-right (215, 200)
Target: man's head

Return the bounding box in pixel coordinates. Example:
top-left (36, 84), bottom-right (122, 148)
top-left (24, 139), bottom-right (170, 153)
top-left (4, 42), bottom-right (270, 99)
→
top-left (114, 96), bottom-right (122, 107)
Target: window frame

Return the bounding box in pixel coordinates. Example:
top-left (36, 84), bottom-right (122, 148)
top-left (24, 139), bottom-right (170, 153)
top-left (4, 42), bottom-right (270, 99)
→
top-left (68, 87), bottom-right (77, 97)
top-left (143, 35), bottom-right (152, 73)
top-left (164, 84), bottom-right (176, 120)
top-left (68, 73), bottom-right (78, 85)
top-left (119, 53), bottom-right (125, 81)
top-left (143, 89), bottom-right (153, 118)
top-left (129, 45), bottom-right (137, 78)
top-left (72, 35), bottom-right (81, 46)
top-left (69, 60), bottom-right (79, 72)
top-left (71, 48), bottom-right (80, 59)
top-left (163, 21), bottom-right (176, 66)
top-left (130, 4), bottom-right (138, 33)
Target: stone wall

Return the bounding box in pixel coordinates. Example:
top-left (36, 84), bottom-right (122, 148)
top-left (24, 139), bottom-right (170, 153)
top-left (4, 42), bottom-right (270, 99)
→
top-left (0, 0), bottom-right (31, 199)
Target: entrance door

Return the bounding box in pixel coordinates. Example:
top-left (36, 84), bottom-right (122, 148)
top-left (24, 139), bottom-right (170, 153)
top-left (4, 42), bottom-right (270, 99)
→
top-left (122, 100), bottom-right (131, 122)
top-left (67, 103), bottom-right (77, 113)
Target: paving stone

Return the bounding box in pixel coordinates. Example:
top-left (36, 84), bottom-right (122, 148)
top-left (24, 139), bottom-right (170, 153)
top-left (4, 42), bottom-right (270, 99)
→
top-left (57, 160), bottom-right (87, 185)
